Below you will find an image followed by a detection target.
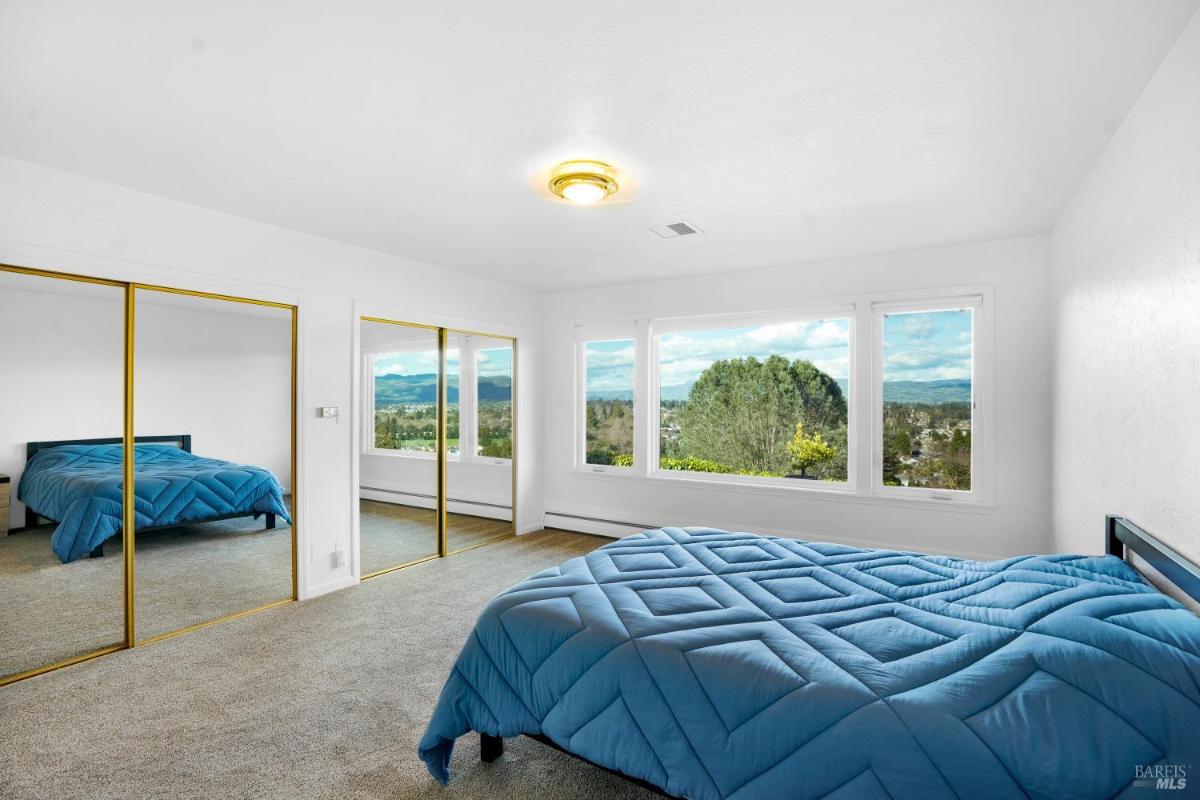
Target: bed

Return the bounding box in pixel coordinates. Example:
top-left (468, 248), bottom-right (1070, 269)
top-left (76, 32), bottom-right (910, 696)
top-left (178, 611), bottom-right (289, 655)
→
top-left (17, 435), bottom-right (292, 564)
top-left (419, 517), bottom-right (1200, 799)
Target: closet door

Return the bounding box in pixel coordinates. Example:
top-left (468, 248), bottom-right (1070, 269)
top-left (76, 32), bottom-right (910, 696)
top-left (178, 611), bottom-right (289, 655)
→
top-left (0, 268), bottom-right (126, 683)
top-left (444, 332), bottom-right (514, 553)
top-left (358, 318), bottom-right (440, 575)
top-left (132, 288), bottom-right (295, 641)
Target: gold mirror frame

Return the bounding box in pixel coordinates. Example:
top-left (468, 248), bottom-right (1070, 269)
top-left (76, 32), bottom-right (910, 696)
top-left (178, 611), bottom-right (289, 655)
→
top-left (0, 264), bottom-right (299, 686)
top-left (358, 317), bottom-right (517, 579)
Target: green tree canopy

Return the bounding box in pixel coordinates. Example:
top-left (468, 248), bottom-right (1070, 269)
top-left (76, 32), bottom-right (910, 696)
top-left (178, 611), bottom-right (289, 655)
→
top-left (676, 355), bottom-right (847, 475)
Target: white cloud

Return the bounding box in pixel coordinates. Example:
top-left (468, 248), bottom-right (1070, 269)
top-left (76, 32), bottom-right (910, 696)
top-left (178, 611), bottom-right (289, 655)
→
top-left (899, 315), bottom-right (938, 340)
top-left (585, 346), bottom-right (635, 369)
top-left (657, 320), bottom-right (851, 384)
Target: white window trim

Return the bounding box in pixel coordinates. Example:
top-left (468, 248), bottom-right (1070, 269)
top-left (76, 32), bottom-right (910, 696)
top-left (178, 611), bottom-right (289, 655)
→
top-left (871, 294), bottom-right (991, 505)
top-left (571, 285), bottom-right (994, 510)
top-left (575, 324), bottom-right (639, 474)
top-left (362, 336), bottom-right (513, 466)
top-left (648, 306), bottom-right (857, 492)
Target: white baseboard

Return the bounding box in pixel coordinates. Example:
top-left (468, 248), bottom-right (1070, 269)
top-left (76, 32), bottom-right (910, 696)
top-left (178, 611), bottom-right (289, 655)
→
top-left (360, 485), bottom-right (511, 522)
top-left (541, 508), bottom-right (1000, 561)
top-left (302, 573), bottom-right (357, 600)
top-left (543, 511), bottom-right (655, 539)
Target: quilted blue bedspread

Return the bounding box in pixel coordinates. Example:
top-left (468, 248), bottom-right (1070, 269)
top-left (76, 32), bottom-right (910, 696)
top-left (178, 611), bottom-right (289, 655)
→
top-left (18, 444), bottom-right (292, 563)
top-left (420, 527), bottom-right (1200, 799)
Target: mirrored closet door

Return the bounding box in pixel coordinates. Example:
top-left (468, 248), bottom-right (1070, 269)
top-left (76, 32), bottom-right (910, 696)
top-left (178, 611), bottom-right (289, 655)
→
top-left (357, 318), bottom-right (514, 580)
top-left (358, 318), bottom-right (441, 576)
top-left (133, 288), bottom-right (295, 642)
top-left (445, 331), bottom-right (515, 554)
top-left (0, 267), bottom-right (126, 684)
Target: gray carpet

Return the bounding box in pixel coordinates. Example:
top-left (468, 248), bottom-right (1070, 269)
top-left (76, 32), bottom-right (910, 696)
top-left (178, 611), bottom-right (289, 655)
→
top-left (2, 501), bottom-right (512, 680)
top-left (359, 500), bottom-right (512, 575)
top-left (0, 529), bottom-right (656, 800)
top-left (0, 512), bottom-right (292, 677)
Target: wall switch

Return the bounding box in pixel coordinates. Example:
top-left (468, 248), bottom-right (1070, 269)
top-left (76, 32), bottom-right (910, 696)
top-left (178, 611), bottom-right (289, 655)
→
top-left (318, 406), bottom-right (339, 419)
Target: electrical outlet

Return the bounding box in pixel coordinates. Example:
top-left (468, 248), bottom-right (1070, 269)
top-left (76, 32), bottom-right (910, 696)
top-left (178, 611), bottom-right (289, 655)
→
top-left (318, 406), bottom-right (339, 419)
top-left (331, 542), bottom-right (346, 568)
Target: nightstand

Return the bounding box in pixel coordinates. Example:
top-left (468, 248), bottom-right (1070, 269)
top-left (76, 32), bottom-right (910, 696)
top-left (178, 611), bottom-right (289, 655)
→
top-left (0, 475), bottom-right (9, 535)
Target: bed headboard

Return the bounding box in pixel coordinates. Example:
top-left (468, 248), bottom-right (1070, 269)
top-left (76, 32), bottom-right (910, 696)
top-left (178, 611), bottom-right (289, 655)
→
top-left (1106, 515), bottom-right (1200, 605)
top-left (26, 434), bottom-right (192, 460)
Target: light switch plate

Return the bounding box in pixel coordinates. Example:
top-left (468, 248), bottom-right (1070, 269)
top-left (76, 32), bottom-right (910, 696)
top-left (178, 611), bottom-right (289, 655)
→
top-left (318, 406), bottom-right (339, 419)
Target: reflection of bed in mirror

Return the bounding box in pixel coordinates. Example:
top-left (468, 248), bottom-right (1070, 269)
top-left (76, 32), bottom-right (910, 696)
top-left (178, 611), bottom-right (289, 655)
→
top-left (18, 435), bottom-right (291, 563)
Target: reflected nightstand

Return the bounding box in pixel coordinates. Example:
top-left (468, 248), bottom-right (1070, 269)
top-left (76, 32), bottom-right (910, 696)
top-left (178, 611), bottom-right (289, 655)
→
top-left (0, 475), bottom-right (9, 535)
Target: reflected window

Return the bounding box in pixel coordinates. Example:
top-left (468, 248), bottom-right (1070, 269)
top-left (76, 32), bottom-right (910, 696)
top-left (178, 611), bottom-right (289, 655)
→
top-left (476, 347), bottom-right (512, 459)
top-left (371, 348), bottom-right (459, 454)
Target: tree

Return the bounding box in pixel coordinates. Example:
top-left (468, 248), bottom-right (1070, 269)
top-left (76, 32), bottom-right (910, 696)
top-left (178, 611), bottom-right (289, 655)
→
top-left (787, 423), bottom-right (836, 478)
top-left (676, 355), bottom-right (847, 475)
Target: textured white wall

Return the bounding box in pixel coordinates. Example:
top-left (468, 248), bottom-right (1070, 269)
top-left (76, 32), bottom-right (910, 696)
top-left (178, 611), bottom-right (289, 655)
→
top-left (1050, 10), bottom-right (1200, 560)
top-left (0, 156), bottom-right (546, 597)
top-left (543, 236), bottom-right (1054, 560)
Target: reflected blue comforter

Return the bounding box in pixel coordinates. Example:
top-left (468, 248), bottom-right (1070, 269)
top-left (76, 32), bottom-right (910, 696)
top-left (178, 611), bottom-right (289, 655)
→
top-left (18, 444), bottom-right (291, 563)
top-left (419, 527), bottom-right (1200, 799)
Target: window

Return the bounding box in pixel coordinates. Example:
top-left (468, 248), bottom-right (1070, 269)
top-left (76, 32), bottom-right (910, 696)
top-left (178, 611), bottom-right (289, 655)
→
top-left (878, 304), bottom-right (976, 493)
top-left (574, 290), bottom-right (988, 506)
top-left (369, 346), bottom-right (459, 455)
top-left (655, 317), bottom-right (851, 483)
top-left (583, 339), bottom-right (635, 466)
top-left (476, 346), bottom-right (513, 459)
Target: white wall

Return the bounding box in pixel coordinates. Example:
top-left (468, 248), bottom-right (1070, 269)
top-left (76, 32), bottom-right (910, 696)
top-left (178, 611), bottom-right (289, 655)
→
top-left (0, 156), bottom-right (545, 597)
top-left (543, 236), bottom-right (1053, 560)
top-left (0, 282), bottom-right (124, 527)
top-left (1050, 10), bottom-right (1200, 562)
top-left (0, 287), bottom-right (292, 528)
top-left (135, 300), bottom-right (293, 487)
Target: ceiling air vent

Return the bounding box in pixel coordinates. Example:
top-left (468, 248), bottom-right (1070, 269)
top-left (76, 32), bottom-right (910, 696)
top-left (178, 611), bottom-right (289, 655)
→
top-left (649, 220), bottom-right (702, 239)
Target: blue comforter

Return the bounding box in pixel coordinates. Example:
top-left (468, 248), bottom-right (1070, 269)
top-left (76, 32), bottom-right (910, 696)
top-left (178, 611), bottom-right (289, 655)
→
top-left (18, 444), bottom-right (292, 563)
top-left (420, 527), bottom-right (1200, 799)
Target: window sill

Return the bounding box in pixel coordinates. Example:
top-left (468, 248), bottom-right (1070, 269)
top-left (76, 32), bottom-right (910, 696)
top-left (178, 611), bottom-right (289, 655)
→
top-left (569, 467), bottom-right (995, 515)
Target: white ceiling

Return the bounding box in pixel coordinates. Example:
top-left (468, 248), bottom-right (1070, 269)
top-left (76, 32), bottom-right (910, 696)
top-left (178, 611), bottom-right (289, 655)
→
top-left (1, 1), bottom-right (1196, 292)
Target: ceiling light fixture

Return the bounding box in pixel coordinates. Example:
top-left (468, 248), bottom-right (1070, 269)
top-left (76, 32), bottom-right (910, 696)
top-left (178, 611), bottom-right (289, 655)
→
top-left (549, 160), bottom-right (620, 205)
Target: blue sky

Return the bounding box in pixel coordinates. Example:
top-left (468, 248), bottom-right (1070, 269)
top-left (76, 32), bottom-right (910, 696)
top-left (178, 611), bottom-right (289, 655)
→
top-left (584, 311), bottom-right (972, 396)
top-left (882, 309), bottom-right (973, 382)
top-left (658, 319), bottom-right (851, 388)
top-left (373, 346), bottom-right (511, 378)
top-left (585, 340), bottom-right (636, 395)
top-left (585, 319), bottom-right (853, 395)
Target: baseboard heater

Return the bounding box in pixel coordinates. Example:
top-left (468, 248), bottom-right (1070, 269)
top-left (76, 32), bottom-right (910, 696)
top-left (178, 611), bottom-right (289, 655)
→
top-left (542, 510), bottom-right (658, 539)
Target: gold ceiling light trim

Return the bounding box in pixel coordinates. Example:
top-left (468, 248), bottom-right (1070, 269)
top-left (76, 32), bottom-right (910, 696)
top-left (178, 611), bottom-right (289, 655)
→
top-left (549, 160), bottom-right (620, 205)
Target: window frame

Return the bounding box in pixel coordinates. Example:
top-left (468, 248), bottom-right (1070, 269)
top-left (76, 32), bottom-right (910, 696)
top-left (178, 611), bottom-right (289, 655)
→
top-left (648, 307), bottom-right (858, 493)
top-left (570, 286), bottom-right (994, 510)
top-left (871, 295), bottom-right (988, 504)
top-left (362, 335), bottom-right (512, 466)
top-left (575, 323), bottom-right (640, 474)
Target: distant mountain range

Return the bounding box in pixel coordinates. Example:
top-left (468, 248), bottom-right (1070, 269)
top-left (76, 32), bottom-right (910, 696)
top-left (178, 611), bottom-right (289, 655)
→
top-left (881, 380), bottom-right (971, 403)
top-left (589, 378), bottom-right (971, 405)
top-left (375, 373), bottom-right (512, 405)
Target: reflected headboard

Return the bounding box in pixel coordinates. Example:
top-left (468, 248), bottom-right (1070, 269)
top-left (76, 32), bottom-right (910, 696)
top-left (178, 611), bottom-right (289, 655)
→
top-left (1106, 515), bottom-right (1200, 606)
top-left (26, 434), bottom-right (192, 460)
